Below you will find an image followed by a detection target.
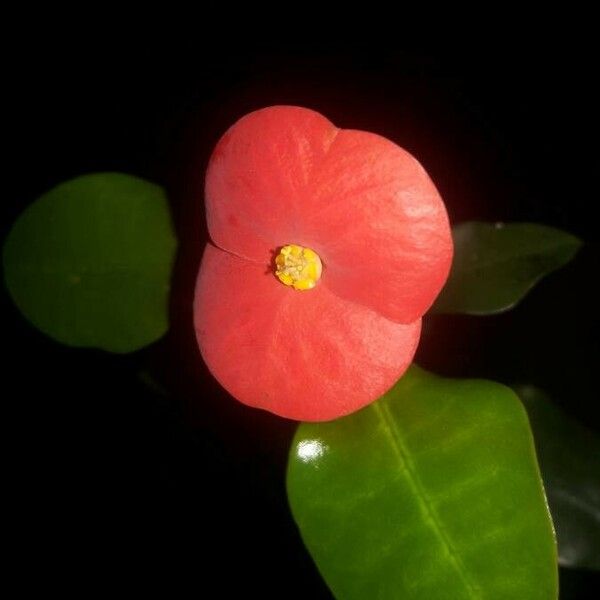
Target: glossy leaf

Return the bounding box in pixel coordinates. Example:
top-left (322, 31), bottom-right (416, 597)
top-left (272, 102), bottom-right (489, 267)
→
top-left (515, 385), bottom-right (600, 570)
top-left (432, 222), bottom-right (581, 315)
top-left (287, 366), bottom-right (557, 599)
top-left (3, 173), bottom-right (177, 353)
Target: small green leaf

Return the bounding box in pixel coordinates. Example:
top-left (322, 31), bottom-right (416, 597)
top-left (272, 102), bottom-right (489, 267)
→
top-left (432, 222), bottom-right (582, 315)
top-left (3, 173), bottom-right (177, 353)
top-left (514, 385), bottom-right (600, 570)
top-left (287, 366), bottom-right (557, 600)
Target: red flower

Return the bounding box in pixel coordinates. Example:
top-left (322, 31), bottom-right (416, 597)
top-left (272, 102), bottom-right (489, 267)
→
top-left (194, 106), bottom-right (452, 421)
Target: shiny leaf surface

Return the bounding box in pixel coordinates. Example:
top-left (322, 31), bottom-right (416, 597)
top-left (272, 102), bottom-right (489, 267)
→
top-left (515, 385), bottom-right (600, 570)
top-left (3, 173), bottom-right (176, 352)
top-left (433, 222), bottom-right (581, 314)
top-left (288, 366), bottom-right (557, 599)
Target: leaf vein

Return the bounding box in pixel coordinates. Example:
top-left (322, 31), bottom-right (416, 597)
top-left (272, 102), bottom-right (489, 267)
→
top-left (373, 401), bottom-right (482, 599)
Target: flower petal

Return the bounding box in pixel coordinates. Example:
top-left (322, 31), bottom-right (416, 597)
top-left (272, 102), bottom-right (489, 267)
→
top-left (205, 106), bottom-right (338, 262)
top-left (301, 130), bottom-right (453, 323)
top-left (194, 244), bottom-right (421, 422)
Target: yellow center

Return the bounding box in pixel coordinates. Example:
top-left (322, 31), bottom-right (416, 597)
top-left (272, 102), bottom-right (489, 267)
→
top-left (274, 244), bottom-right (322, 290)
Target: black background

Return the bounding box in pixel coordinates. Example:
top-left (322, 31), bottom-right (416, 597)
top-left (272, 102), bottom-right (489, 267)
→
top-left (4, 22), bottom-right (599, 598)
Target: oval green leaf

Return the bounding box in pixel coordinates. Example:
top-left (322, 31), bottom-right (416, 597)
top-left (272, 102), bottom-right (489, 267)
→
top-left (3, 173), bottom-right (177, 353)
top-left (287, 366), bottom-right (557, 600)
top-left (514, 385), bottom-right (600, 570)
top-left (432, 222), bottom-right (582, 315)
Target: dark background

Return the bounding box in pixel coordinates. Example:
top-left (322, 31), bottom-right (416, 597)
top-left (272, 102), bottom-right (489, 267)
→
top-left (4, 25), bottom-right (599, 598)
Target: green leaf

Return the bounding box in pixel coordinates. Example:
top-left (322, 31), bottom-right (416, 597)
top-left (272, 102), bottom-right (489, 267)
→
top-left (432, 222), bottom-right (582, 315)
top-left (287, 366), bottom-right (557, 600)
top-left (514, 385), bottom-right (600, 570)
top-left (3, 173), bottom-right (177, 353)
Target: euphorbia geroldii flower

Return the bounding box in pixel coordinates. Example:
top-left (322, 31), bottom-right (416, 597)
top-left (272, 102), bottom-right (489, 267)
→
top-left (194, 106), bottom-right (452, 421)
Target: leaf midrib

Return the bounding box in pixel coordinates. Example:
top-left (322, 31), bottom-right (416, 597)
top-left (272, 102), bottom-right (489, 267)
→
top-left (373, 401), bottom-right (481, 599)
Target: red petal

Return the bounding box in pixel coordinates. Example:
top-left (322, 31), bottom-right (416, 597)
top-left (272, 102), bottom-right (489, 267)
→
top-left (206, 107), bottom-right (452, 321)
top-left (302, 130), bottom-right (453, 323)
top-left (194, 244), bottom-right (421, 422)
top-left (205, 106), bottom-right (338, 263)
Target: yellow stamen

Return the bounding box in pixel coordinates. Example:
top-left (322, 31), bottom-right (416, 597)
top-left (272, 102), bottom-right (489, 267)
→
top-left (274, 244), bottom-right (322, 291)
